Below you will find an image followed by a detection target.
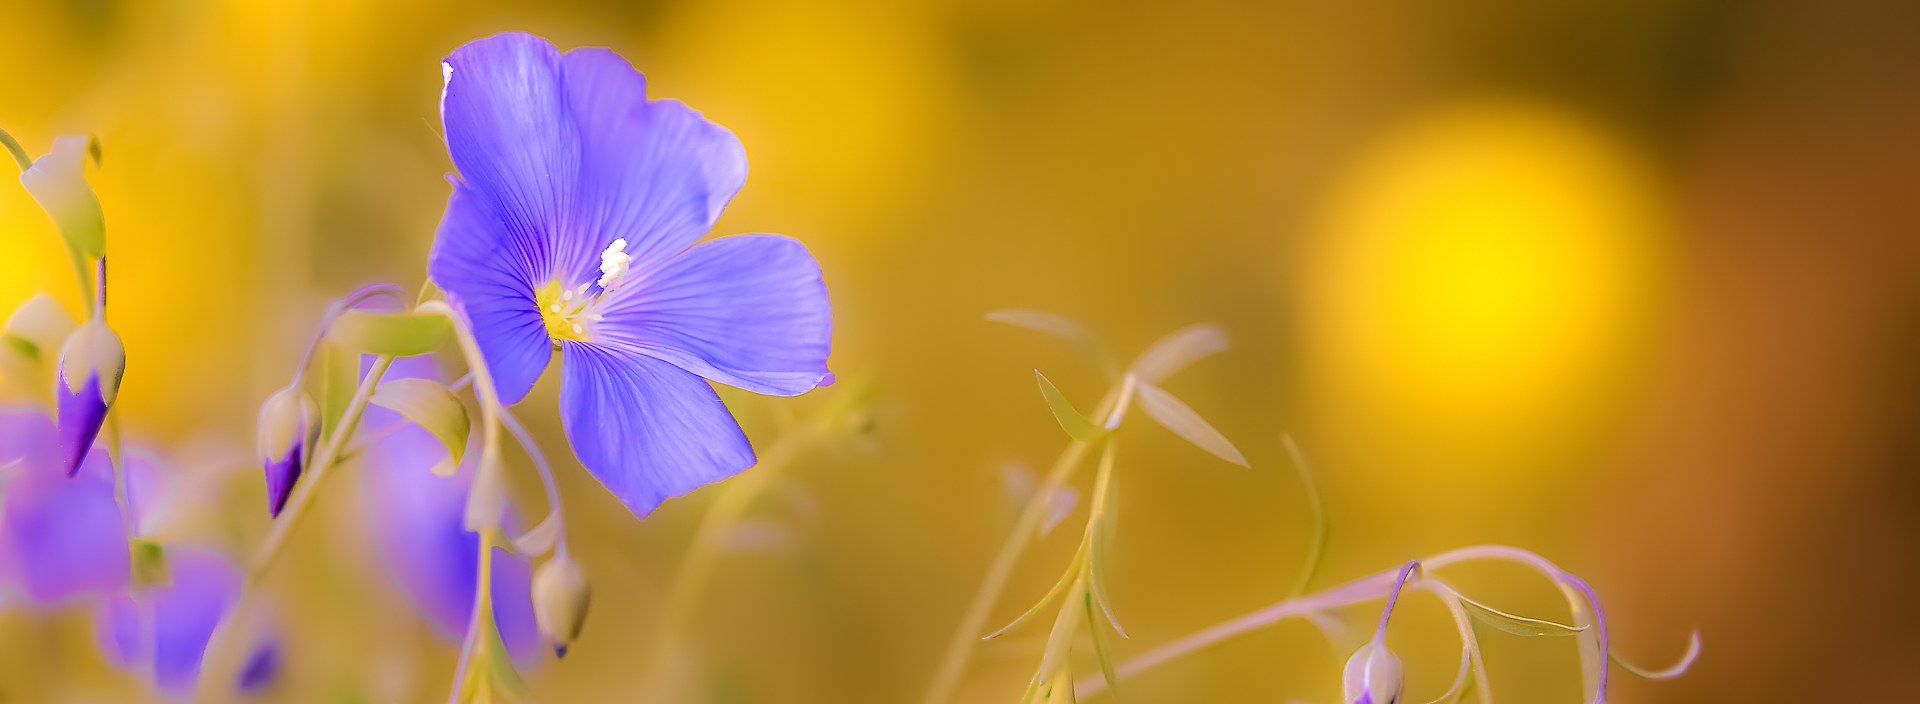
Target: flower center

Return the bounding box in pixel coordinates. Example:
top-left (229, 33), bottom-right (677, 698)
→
top-left (535, 279), bottom-right (602, 345)
top-left (534, 240), bottom-right (632, 347)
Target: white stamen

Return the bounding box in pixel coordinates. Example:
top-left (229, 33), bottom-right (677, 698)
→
top-left (548, 303), bottom-right (560, 313)
top-left (597, 238), bottom-right (633, 291)
top-left (570, 323), bottom-right (584, 335)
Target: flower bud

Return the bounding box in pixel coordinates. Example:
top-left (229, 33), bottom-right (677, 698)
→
top-left (1343, 642), bottom-right (1405, 704)
top-left (257, 386), bottom-right (319, 517)
top-left (531, 552), bottom-right (590, 657)
top-left (54, 318), bottom-right (124, 476)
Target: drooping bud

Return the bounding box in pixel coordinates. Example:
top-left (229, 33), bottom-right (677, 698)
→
top-left (257, 386), bottom-right (319, 517)
top-left (54, 318), bottom-right (124, 476)
top-left (530, 552), bottom-right (590, 657)
top-left (1343, 642), bottom-right (1405, 704)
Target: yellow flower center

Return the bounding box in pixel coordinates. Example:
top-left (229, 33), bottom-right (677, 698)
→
top-left (535, 279), bottom-right (601, 346)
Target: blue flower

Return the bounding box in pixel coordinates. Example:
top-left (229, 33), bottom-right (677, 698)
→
top-left (361, 355), bottom-right (541, 665)
top-left (428, 32), bottom-right (832, 517)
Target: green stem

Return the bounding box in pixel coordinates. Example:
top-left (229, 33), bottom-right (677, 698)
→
top-left (245, 354), bottom-right (394, 586)
top-left (0, 128), bottom-right (30, 170)
top-left (921, 384), bottom-right (1123, 704)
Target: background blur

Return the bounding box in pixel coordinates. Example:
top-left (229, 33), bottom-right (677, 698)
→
top-left (3, 0), bottom-right (1918, 701)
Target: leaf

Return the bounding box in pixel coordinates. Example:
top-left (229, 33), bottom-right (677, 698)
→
top-left (1282, 434), bottom-right (1329, 597)
top-left (1084, 590), bottom-right (1121, 696)
top-left (329, 310), bottom-right (453, 357)
top-left (1128, 324), bottom-right (1227, 384)
top-left (370, 378), bottom-right (470, 476)
top-left (1134, 381), bottom-right (1248, 467)
top-left (988, 309), bottom-right (1119, 377)
top-left (1612, 631), bottom-right (1702, 680)
top-left (983, 547), bottom-right (1087, 641)
top-left (1088, 445), bottom-right (1127, 638)
top-left (1457, 592), bottom-right (1587, 637)
top-left (1036, 370), bottom-right (1107, 442)
top-left (20, 135), bottom-right (105, 257)
top-left (3, 294), bottom-right (76, 363)
top-left (510, 515), bottom-right (562, 557)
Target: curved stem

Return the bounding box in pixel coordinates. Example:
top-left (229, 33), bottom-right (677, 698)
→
top-left (921, 384), bottom-right (1125, 704)
top-left (286, 283), bottom-right (404, 387)
top-left (419, 299), bottom-right (509, 703)
top-left (1372, 560), bottom-right (1421, 643)
top-left (498, 406), bottom-right (564, 548)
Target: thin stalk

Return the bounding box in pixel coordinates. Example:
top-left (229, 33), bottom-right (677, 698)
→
top-left (640, 420), bottom-right (827, 699)
top-left (245, 355), bottom-right (394, 586)
top-left (922, 384), bottom-right (1123, 704)
top-left (448, 530), bottom-right (497, 704)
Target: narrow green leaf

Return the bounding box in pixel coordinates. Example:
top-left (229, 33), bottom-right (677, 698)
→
top-left (1282, 434), bottom-right (1329, 597)
top-left (1085, 590), bottom-right (1120, 697)
top-left (370, 378), bottom-right (470, 476)
top-left (1036, 370), bottom-right (1106, 442)
top-left (1133, 381), bottom-right (1248, 467)
top-left (988, 309), bottom-right (1119, 377)
top-left (329, 310), bottom-right (453, 357)
top-left (984, 547), bottom-right (1087, 641)
top-left (1127, 324), bottom-right (1227, 384)
top-left (1458, 593), bottom-right (1587, 637)
top-left (1088, 446), bottom-right (1127, 638)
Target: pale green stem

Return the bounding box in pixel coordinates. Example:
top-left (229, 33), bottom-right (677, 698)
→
top-left (639, 419), bottom-right (826, 699)
top-left (247, 355), bottom-right (394, 586)
top-left (418, 300), bottom-right (508, 704)
top-left (922, 384), bottom-right (1125, 704)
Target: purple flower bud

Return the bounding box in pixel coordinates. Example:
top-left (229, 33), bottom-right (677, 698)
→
top-left (256, 386), bottom-right (318, 517)
top-left (54, 318), bottom-right (124, 477)
top-left (1343, 642), bottom-right (1404, 704)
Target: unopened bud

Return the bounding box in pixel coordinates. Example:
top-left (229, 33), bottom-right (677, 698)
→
top-left (257, 386), bottom-right (318, 517)
top-left (531, 552), bottom-right (590, 657)
top-left (55, 318), bottom-right (124, 476)
top-left (1343, 642), bottom-right (1404, 704)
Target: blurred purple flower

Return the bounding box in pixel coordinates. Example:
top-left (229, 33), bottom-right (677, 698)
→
top-left (428, 32), bottom-right (832, 517)
top-left (0, 408), bottom-right (271, 694)
top-left (0, 407), bottom-right (136, 605)
top-left (94, 546), bottom-right (242, 692)
top-left (361, 355), bottom-right (541, 665)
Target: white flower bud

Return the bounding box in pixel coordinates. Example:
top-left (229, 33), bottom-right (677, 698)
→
top-left (1343, 642), bottom-right (1404, 704)
top-left (531, 552), bottom-right (591, 657)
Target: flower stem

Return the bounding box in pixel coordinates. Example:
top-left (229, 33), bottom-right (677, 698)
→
top-left (245, 354), bottom-right (394, 586)
top-left (922, 384), bottom-right (1122, 704)
top-left (640, 416), bottom-right (828, 699)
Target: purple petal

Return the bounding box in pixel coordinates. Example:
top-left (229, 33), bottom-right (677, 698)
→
top-left (595, 235), bottom-right (831, 396)
top-left (364, 422), bottom-right (541, 666)
top-left (427, 182), bottom-right (554, 405)
top-left (95, 546), bottom-right (241, 692)
top-left (2, 455), bottom-right (128, 605)
top-left (262, 448), bottom-right (302, 518)
top-left (0, 407), bottom-right (63, 477)
top-left (559, 343), bottom-right (755, 517)
top-left (555, 48), bottom-right (747, 283)
top-left (439, 32), bottom-right (572, 279)
top-left (56, 369), bottom-right (108, 476)
top-left (236, 641), bottom-right (280, 693)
